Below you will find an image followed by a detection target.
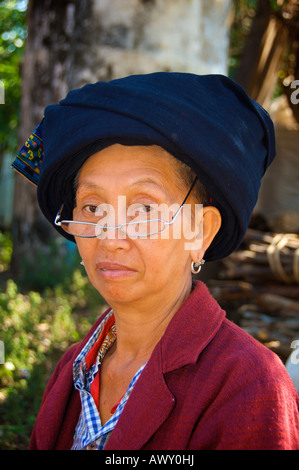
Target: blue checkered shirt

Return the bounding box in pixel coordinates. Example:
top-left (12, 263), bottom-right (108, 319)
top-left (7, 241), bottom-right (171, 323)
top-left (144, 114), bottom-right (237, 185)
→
top-left (72, 310), bottom-right (146, 450)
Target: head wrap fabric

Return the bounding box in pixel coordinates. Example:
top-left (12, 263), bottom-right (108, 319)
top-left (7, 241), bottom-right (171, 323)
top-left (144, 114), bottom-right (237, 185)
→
top-left (12, 121), bottom-right (43, 185)
top-left (12, 72), bottom-right (276, 261)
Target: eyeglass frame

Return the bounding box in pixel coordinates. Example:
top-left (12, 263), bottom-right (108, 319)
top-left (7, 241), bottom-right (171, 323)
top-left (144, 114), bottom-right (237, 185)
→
top-left (54, 176), bottom-right (198, 239)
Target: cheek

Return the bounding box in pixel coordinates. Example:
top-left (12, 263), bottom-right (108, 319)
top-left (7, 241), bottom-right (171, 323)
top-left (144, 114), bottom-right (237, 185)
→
top-left (138, 238), bottom-right (189, 278)
top-left (75, 238), bottom-right (97, 267)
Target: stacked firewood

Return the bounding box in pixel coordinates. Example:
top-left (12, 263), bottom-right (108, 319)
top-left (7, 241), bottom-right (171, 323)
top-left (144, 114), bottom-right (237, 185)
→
top-left (207, 228), bottom-right (299, 363)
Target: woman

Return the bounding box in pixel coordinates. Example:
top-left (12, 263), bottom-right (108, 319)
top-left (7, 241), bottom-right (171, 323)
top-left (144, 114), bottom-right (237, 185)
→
top-left (13, 72), bottom-right (299, 450)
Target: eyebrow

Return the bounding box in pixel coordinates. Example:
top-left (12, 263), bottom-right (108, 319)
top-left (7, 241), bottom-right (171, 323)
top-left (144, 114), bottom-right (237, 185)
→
top-left (77, 177), bottom-right (167, 193)
top-left (129, 177), bottom-right (166, 190)
top-left (76, 181), bottom-right (101, 191)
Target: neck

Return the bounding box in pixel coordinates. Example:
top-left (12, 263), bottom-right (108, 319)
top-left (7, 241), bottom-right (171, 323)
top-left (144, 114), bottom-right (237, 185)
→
top-left (109, 276), bottom-right (192, 364)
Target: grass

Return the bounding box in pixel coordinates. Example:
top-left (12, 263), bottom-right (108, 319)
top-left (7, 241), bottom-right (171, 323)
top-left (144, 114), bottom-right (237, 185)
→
top-left (0, 231), bottom-right (106, 450)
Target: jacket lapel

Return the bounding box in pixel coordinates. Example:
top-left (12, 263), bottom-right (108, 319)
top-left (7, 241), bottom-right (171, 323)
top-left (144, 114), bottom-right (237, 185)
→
top-left (104, 341), bottom-right (175, 450)
top-left (105, 281), bottom-right (225, 450)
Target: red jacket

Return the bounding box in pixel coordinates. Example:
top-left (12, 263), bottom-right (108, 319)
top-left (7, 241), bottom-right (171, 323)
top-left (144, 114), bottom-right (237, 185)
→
top-left (30, 281), bottom-right (299, 450)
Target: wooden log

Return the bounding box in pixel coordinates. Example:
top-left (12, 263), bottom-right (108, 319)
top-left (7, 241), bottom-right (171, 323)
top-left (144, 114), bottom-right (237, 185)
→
top-left (228, 249), bottom-right (293, 265)
top-left (219, 264), bottom-right (285, 280)
top-left (207, 279), bottom-right (299, 301)
top-left (244, 228), bottom-right (299, 247)
top-left (255, 293), bottom-right (299, 313)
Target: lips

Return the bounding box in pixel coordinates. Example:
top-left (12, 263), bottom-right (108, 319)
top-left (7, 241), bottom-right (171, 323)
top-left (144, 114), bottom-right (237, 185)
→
top-left (97, 261), bottom-right (134, 271)
top-left (96, 261), bottom-right (136, 279)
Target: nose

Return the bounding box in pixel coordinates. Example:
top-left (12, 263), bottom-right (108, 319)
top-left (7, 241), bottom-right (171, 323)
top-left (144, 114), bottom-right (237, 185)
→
top-left (94, 196), bottom-right (131, 249)
top-left (95, 224), bottom-right (131, 251)
top-left (95, 222), bottom-right (126, 239)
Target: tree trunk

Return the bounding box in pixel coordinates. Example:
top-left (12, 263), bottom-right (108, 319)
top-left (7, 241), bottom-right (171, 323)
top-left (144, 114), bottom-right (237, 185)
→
top-left (12, 0), bottom-right (231, 274)
top-left (234, 0), bottom-right (299, 112)
top-left (234, 0), bottom-right (289, 109)
top-left (11, 0), bottom-right (92, 274)
top-left (281, 0), bottom-right (299, 122)
top-left (234, 0), bottom-right (272, 92)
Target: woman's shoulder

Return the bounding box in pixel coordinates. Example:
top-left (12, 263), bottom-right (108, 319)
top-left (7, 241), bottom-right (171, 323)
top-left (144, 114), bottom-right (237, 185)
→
top-left (179, 316), bottom-right (299, 450)
top-left (219, 317), bottom-right (285, 369)
top-left (202, 315), bottom-right (298, 399)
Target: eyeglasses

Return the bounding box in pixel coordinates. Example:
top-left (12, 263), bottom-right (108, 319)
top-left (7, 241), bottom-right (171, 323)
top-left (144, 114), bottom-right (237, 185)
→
top-left (54, 177), bottom-right (198, 239)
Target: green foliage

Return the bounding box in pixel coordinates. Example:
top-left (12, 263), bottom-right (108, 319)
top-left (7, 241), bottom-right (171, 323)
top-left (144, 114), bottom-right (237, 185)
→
top-left (0, 232), bottom-right (105, 450)
top-left (0, 0), bottom-right (27, 152)
top-left (19, 239), bottom-right (82, 291)
top-left (0, 230), bottom-right (12, 272)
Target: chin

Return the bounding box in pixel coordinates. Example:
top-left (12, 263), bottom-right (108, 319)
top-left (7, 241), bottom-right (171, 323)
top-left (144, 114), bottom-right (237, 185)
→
top-left (92, 277), bottom-right (143, 306)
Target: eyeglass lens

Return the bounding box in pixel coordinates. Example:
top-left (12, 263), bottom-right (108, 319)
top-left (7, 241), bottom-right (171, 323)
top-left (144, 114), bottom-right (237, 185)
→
top-left (60, 218), bottom-right (167, 238)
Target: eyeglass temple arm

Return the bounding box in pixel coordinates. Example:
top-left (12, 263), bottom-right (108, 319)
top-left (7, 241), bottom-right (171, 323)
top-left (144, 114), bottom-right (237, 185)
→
top-left (170, 176), bottom-right (198, 222)
top-left (182, 176), bottom-right (198, 205)
top-left (54, 204), bottom-right (64, 226)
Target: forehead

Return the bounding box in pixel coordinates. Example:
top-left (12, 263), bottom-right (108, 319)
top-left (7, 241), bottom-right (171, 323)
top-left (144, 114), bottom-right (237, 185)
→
top-left (77, 144), bottom-right (182, 191)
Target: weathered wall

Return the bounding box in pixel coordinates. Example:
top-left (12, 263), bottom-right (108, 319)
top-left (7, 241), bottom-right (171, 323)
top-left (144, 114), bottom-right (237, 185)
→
top-left (70, 0), bottom-right (231, 87)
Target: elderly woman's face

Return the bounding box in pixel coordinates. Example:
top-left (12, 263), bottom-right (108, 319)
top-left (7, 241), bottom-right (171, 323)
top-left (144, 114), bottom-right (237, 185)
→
top-left (74, 144), bottom-right (201, 306)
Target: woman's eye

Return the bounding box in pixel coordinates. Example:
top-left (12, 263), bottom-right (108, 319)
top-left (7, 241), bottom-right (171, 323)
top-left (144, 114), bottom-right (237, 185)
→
top-left (80, 205), bottom-right (102, 217)
top-left (85, 205), bottom-right (97, 214)
top-left (135, 204), bottom-right (152, 215)
top-left (129, 204), bottom-right (160, 221)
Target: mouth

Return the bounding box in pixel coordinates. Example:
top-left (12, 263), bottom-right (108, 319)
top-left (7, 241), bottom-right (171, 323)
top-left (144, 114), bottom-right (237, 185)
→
top-left (96, 261), bottom-right (137, 279)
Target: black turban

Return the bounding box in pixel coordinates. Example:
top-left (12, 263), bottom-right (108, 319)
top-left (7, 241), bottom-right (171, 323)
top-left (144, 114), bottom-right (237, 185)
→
top-left (12, 72), bottom-right (276, 261)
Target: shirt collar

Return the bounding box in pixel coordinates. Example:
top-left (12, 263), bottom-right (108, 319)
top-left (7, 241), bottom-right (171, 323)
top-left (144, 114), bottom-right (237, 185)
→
top-left (73, 309), bottom-right (115, 390)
